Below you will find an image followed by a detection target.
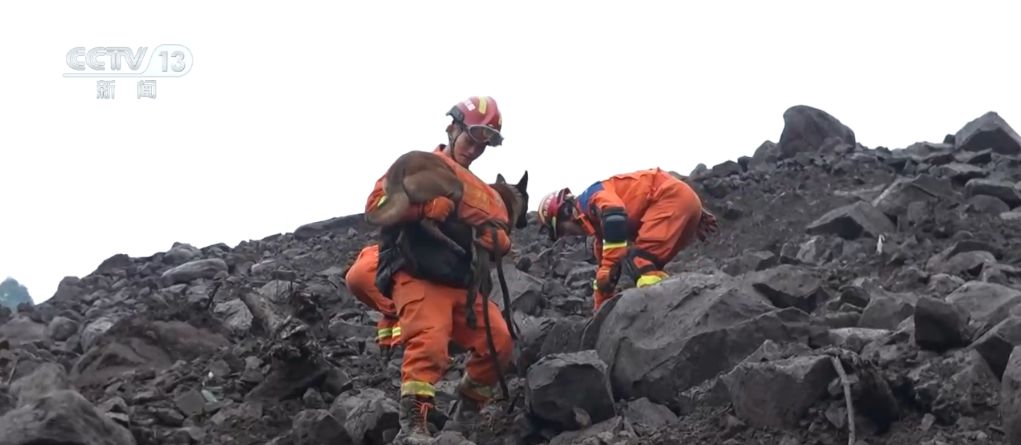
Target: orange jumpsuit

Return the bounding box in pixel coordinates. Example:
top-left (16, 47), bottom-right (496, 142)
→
top-left (364, 146), bottom-right (514, 402)
top-left (575, 168), bottom-right (703, 310)
top-left (345, 244), bottom-right (400, 348)
top-left (344, 146), bottom-right (451, 349)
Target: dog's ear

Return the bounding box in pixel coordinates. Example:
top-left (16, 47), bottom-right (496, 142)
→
top-left (517, 170), bottom-right (529, 191)
top-left (496, 173), bottom-right (507, 184)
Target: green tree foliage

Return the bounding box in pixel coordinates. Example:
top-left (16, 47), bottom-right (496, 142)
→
top-left (0, 277), bottom-right (32, 310)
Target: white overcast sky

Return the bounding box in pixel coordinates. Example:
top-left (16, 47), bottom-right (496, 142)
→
top-left (1, 0), bottom-right (1019, 303)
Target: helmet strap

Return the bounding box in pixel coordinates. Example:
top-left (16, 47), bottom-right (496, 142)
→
top-left (448, 119), bottom-right (467, 149)
top-left (560, 196), bottom-right (577, 221)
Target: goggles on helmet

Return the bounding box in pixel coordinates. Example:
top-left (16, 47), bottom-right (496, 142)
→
top-left (463, 124), bottom-right (503, 146)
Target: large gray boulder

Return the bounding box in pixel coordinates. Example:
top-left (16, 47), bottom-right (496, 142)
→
top-left (777, 105), bottom-right (856, 159)
top-left (589, 273), bottom-right (821, 410)
top-left (721, 354), bottom-right (836, 429)
top-left (0, 363), bottom-right (136, 445)
top-left (1001, 346), bottom-right (1021, 445)
top-left (525, 350), bottom-right (616, 431)
top-left (954, 111), bottom-right (1021, 155)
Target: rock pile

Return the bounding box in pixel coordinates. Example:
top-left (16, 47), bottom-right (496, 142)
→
top-left (2, 106), bottom-right (1021, 444)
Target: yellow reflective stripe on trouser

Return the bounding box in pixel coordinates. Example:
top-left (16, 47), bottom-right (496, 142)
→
top-left (375, 195), bottom-right (388, 207)
top-left (391, 326), bottom-right (401, 339)
top-left (401, 381), bottom-right (436, 398)
top-left (602, 241), bottom-right (627, 250)
top-left (377, 327), bottom-right (393, 340)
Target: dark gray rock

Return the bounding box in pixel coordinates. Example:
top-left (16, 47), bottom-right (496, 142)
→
top-left (907, 349), bottom-right (999, 426)
top-left (971, 316), bottom-right (1021, 378)
top-left (330, 388), bottom-right (399, 445)
top-left (46, 316), bottom-right (79, 341)
top-left (914, 296), bottom-right (972, 352)
top-left (590, 273), bottom-right (820, 410)
top-left (806, 201), bottom-right (895, 240)
top-left (936, 162), bottom-right (988, 182)
top-left (749, 265), bottom-right (830, 313)
top-left (957, 148), bottom-right (994, 165)
top-left (710, 160), bottom-right (743, 177)
top-left (927, 274), bottom-right (966, 298)
top-left (547, 416), bottom-right (636, 445)
top-left (293, 214), bottom-right (366, 240)
top-left (1000, 346), bottom-right (1021, 445)
top-left (622, 398), bottom-right (677, 436)
top-left (828, 328), bottom-right (891, 353)
top-left (795, 236), bottom-right (843, 266)
top-left (824, 312), bottom-right (861, 329)
top-left (954, 111), bottom-right (1021, 155)
top-left (721, 354), bottom-right (836, 429)
top-left (871, 175), bottom-right (955, 221)
top-left (292, 409), bottom-right (351, 445)
top-left (214, 299), bottom-right (254, 336)
top-left (839, 284), bottom-right (872, 308)
top-left (0, 316), bottom-right (46, 348)
top-left (966, 195), bottom-right (1011, 214)
top-left (965, 178), bottom-right (1021, 208)
top-left (946, 281), bottom-right (1021, 335)
top-left (740, 339), bottom-right (814, 364)
top-left (777, 105), bottom-right (856, 159)
top-left (565, 266), bottom-right (596, 291)
top-left (859, 293), bottom-right (916, 330)
top-left (0, 363), bottom-right (135, 445)
top-left (536, 317), bottom-right (587, 364)
top-left (160, 258), bottom-right (228, 286)
top-left (489, 264), bottom-right (545, 316)
top-left (327, 318), bottom-right (375, 341)
top-left (164, 242), bottom-right (201, 266)
top-left (676, 377), bottom-right (732, 416)
top-left (80, 317), bottom-right (116, 352)
top-left (926, 250), bottom-right (997, 277)
top-left (750, 140), bottom-right (781, 168)
top-left (525, 350), bottom-right (615, 431)
top-left (723, 250), bottom-right (778, 275)
top-left (901, 142), bottom-right (955, 165)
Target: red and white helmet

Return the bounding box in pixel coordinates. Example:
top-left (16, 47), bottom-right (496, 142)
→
top-left (537, 188), bottom-right (573, 240)
top-left (446, 96), bottom-right (504, 146)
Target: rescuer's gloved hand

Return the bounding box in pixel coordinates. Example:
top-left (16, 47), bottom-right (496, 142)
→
top-left (636, 270), bottom-right (669, 288)
top-left (422, 197), bottom-right (456, 221)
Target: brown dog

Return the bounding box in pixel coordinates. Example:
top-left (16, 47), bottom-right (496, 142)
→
top-left (491, 171), bottom-right (529, 231)
top-left (446, 170), bottom-right (529, 322)
top-left (453, 170), bottom-right (529, 401)
top-left (364, 150), bottom-right (469, 256)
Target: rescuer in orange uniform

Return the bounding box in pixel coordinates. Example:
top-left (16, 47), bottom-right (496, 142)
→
top-left (345, 97), bottom-right (503, 359)
top-left (355, 96), bottom-right (514, 444)
top-left (344, 245), bottom-right (402, 358)
top-left (537, 168), bottom-right (719, 311)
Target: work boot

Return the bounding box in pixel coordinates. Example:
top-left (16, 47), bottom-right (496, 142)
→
top-left (443, 374), bottom-right (489, 434)
top-left (394, 395), bottom-right (435, 445)
top-left (443, 394), bottom-right (482, 434)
